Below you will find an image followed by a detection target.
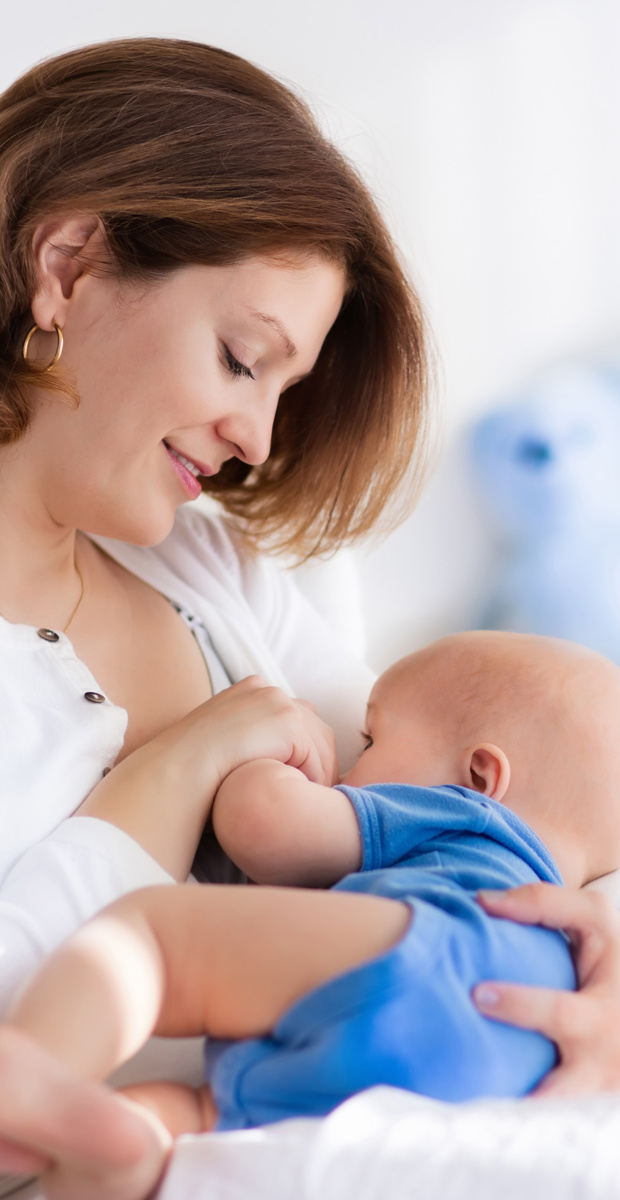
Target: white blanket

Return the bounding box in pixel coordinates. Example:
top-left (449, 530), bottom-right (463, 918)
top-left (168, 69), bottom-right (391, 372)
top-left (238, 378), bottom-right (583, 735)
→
top-left (10, 1084), bottom-right (620, 1199)
top-left (152, 1086), bottom-right (620, 1200)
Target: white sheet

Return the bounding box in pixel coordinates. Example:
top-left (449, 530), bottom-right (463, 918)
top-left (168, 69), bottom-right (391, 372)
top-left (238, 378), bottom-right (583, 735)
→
top-left (154, 1086), bottom-right (620, 1200)
top-left (10, 1083), bottom-right (620, 1199)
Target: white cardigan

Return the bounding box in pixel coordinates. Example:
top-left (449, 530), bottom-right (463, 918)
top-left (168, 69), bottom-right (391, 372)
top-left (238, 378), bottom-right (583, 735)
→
top-left (0, 505), bottom-right (375, 1015)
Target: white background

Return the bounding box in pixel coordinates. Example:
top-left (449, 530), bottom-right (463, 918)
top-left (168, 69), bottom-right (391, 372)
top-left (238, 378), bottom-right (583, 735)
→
top-left (3, 0), bottom-right (620, 669)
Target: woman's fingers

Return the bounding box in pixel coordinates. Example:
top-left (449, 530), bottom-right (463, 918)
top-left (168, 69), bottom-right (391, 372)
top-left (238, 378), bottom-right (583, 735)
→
top-left (288, 702), bottom-right (338, 785)
top-left (474, 883), bottom-right (620, 1093)
top-left (472, 979), bottom-right (583, 1037)
top-left (477, 884), bottom-right (620, 984)
top-left (214, 678), bottom-right (338, 785)
top-left (199, 677), bottom-right (336, 784)
top-left (0, 1135), bottom-right (50, 1175)
top-left (477, 882), bottom-right (616, 935)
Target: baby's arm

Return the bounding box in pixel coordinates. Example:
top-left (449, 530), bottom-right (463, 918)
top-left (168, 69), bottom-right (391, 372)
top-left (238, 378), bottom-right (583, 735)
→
top-left (212, 759), bottom-right (362, 886)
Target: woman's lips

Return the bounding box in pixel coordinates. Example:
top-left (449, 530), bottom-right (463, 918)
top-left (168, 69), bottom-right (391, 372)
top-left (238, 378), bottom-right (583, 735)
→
top-left (164, 441), bottom-right (208, 499)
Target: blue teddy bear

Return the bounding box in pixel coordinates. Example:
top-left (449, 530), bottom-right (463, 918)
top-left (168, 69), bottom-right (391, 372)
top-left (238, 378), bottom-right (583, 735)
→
top-left (470, 361), bottom-right (620, 663)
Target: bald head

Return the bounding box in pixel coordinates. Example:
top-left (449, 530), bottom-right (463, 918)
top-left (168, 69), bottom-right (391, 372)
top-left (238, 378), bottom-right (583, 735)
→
top-left (348, 631), bottom-right (620, 887)
top-left (386, 631), bottom-right (620, 756)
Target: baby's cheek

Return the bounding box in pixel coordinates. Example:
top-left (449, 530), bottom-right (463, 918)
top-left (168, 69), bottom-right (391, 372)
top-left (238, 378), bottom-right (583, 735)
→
top-left (340, 751), bottom-right (378, 788)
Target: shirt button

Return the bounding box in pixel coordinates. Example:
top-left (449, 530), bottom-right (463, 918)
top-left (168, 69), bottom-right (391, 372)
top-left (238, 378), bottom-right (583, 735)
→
top-left (84, 691), bottom-right (105, 704)
top-left (37, 628), bottom-right (60, 642)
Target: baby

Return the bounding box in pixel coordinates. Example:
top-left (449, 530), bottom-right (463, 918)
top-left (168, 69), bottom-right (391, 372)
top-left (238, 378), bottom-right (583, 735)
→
top-left (8, 631), bottom-right (620, 1197)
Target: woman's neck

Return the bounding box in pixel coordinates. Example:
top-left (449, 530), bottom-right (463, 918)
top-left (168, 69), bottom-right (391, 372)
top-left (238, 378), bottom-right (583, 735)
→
top-left (0, 483), bottom-right (83, 630)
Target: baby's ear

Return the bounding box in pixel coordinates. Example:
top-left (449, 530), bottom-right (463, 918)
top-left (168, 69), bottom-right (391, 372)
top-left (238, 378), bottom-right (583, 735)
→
top-left (459, 743), bottom-right (511, 801)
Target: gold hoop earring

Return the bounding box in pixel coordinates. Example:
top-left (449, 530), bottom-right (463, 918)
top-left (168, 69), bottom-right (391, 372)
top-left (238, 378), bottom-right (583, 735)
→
top-left (22, 322), bottom-right (64, 372)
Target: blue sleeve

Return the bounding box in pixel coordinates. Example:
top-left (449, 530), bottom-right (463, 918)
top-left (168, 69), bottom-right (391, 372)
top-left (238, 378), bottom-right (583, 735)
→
top-left (334, 783), bottom-right (490, 871)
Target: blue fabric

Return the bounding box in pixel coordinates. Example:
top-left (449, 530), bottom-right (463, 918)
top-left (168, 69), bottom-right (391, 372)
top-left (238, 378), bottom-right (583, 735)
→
top-left (207, 784), bottom-right (576, 1130)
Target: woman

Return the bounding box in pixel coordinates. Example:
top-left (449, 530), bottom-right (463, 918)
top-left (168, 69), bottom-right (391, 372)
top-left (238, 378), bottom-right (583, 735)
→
top-left (0, 34), bottom-right (618, 1186)
top-left (0, 34), bottom-right (426, 998)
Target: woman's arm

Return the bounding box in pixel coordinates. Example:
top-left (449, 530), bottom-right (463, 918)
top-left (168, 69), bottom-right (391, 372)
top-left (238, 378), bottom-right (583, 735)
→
top-left (474, 884), bottom-right (620, 1094)
top-left (0, 677), bottom-right (335, 1019)
top-left (78, 677), bottom-right (338, 882)
top-left (213, 759), bottom-right (362, 886)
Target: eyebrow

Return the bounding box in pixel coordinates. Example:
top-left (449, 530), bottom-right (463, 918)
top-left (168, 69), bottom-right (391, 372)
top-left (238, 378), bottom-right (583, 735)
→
top-left (249, 309), bottom-right (297, 359)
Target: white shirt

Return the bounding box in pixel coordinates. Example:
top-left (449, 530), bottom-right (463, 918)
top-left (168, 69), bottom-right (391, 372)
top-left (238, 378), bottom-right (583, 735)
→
top-left (0, 505), bottom-right (375, 1014)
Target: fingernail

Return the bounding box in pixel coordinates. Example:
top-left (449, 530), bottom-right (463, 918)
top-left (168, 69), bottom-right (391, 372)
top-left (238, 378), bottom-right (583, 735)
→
top-left (473, 984), bottom-right (500, 1009)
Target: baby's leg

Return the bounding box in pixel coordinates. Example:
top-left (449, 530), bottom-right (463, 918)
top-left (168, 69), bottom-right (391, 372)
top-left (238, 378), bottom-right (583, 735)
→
top-left (128, 884), bottom-right (411, 1042)
top-left (10, 884), bottom-right (410, 1069)
top-left (119, 1081), bottom-right (217, 1137)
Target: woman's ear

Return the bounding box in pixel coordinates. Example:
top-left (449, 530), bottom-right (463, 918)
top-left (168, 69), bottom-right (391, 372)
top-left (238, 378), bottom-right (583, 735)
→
top-left (30, 215), bottom-right (106, 331)
top-left (459, 743), bottom-right (511, 801)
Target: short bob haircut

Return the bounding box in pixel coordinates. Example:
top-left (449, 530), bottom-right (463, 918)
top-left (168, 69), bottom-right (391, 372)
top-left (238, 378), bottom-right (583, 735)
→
top-left (0, 38), bottom-right (432, 557)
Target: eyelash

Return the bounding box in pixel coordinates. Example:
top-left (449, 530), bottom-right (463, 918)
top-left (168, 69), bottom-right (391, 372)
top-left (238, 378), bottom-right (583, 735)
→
top-left (361, 732), bottom-right (373, 750)
top-left (224, 346), bottom-right (255, 380)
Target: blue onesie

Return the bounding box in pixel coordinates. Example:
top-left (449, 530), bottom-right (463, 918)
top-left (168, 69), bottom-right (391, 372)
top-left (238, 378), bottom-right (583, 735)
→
top-left (206, 784), bottom-right (576, 1129)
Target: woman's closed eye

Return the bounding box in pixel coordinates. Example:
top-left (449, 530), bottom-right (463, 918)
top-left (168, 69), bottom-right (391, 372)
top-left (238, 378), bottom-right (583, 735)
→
top-left (361, 732), bottom-right (373, 751)
top-left (223, 345), bottom-right (255, 380)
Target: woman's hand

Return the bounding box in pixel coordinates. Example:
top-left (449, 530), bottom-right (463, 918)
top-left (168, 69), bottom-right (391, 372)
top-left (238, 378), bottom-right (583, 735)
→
top-left (198, 679), bottom-right (337, 789)
top-left (78, 676), bottom-right (337, 880)
top-left (0, 1027), bottom-right (169, 1200)
top-left (474, 883), bottom-right (620, 1095)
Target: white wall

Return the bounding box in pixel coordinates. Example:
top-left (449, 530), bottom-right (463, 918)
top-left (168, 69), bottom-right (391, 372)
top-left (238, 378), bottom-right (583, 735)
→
top-left (3, 0), bottom-right (620, 668)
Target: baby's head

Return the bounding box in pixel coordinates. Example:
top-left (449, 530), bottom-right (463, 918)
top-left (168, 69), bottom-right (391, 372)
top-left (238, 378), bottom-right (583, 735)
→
top-left (342, 631), bottom-right (620, 887)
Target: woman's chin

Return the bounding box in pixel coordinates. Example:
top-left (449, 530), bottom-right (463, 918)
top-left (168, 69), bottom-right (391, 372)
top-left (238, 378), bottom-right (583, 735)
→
top-left (80, 502), bottom-right (179, 548)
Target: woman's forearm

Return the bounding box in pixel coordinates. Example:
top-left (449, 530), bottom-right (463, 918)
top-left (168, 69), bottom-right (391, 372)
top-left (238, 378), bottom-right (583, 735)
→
top-left (77, 733), bottom-right (221, 881)
top-left (76, 677), bottom-right (338, 881)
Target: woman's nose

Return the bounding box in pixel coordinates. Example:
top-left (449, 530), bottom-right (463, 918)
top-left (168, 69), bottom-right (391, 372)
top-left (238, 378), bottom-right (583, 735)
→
top-left (217, 391), bottom-right (279, 467)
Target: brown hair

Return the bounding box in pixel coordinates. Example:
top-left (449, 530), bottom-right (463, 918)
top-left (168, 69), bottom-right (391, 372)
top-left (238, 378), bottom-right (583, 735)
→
top-left (0, 38), bottom-right (432, 556)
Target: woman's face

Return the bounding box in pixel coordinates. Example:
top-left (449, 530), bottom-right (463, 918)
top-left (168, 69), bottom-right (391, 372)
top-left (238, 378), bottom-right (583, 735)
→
top-left (18, 252), bottom-right (345, 544)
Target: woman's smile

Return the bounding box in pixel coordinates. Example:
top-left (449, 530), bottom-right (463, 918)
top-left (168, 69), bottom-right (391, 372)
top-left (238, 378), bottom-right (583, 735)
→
top-left (163, 441), bottom-right (214, 499)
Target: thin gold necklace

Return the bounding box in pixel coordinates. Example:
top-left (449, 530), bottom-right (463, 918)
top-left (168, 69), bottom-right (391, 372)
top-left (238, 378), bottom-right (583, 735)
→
top-left (63, 560), bottom-right (85, 634)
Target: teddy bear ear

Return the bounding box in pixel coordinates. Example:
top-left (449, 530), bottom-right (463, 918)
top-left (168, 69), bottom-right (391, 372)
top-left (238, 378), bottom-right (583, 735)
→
top-left (470, 361), bottom-right (620, 664)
